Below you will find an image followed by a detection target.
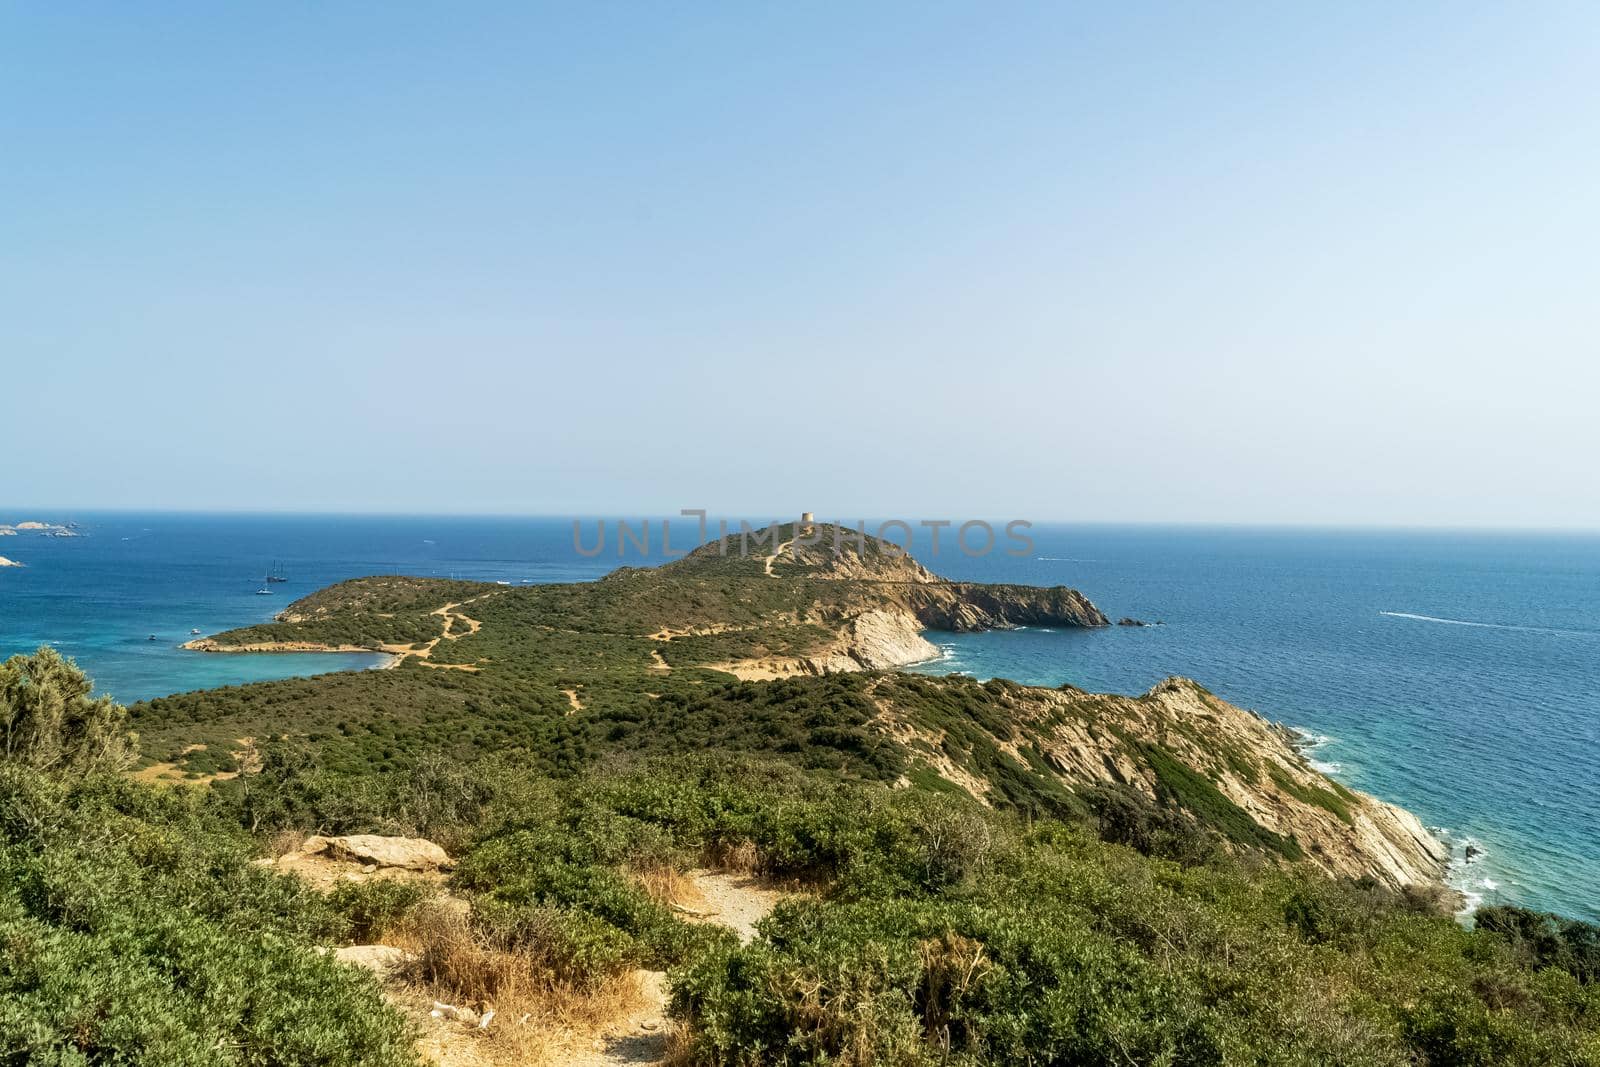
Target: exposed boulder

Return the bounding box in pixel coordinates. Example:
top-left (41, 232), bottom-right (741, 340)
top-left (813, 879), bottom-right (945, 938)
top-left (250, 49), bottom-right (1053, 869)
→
top-left (302, 834), bottom-right (454, 871)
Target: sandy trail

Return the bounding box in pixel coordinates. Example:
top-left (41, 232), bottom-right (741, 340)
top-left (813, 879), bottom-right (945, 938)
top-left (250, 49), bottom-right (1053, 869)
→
top-left (555, 870), bottom-right (786, 1067)
top-left (382, 594), bottom-right (494, 669)
top-left (762, 537), bottom-right (797, 578)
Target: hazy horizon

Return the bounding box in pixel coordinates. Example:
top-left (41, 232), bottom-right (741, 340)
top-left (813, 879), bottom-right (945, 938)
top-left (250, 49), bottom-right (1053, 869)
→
top-left (6, 4), bottom-right (1598, 527)
top-left (6, 505), bottom-right (1600, 536)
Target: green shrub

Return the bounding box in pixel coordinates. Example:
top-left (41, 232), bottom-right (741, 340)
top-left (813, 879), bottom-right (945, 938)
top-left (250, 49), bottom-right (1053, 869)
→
top-left (328, 878), bottom-right (429, 943)
top-left (0, 764), bottom-right (416, 1065)
top-left (1476, 905), bottom-right (1600, 984)
top-left (0, 647), bottom-right (137, 778)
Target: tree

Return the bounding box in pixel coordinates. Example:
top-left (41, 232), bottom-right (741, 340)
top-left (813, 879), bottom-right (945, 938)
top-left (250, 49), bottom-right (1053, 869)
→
top-left (0, 646), bottom-right (137, 777)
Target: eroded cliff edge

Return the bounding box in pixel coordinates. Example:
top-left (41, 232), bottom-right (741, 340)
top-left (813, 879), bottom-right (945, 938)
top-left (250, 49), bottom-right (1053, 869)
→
top-left (869, 673), bottom-right (1449, 890)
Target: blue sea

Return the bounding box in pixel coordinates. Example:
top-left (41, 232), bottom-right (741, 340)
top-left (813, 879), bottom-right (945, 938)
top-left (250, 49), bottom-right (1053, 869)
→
top-left (2, 514), bottom-right (1596, 921)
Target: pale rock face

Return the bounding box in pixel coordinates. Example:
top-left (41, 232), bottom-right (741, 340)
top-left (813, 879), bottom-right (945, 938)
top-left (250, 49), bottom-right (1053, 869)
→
top-left (875, 675), bottom-right (1452, 893)
top-left (828, 610), bottom-right (940, 671)
top-left (302, 834), bottom-right (454, 871)
top-left (1137, 679), bottom-right (1450, 889)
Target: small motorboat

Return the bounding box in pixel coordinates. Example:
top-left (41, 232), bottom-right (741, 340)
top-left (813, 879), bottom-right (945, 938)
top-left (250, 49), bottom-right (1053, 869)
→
top-left (190, 628), bottom-right (202, 635)
top-left (147, 634), bottom-right (158, 642)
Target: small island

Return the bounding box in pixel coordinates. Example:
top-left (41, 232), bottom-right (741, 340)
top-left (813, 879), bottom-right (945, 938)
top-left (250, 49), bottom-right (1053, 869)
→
top-left (2, 520), bottom-right (78, 537)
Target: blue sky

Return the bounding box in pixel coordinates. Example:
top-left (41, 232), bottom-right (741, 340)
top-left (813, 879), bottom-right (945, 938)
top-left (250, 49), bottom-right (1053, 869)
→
top-left (4, 3), bottom-right (1597, 525)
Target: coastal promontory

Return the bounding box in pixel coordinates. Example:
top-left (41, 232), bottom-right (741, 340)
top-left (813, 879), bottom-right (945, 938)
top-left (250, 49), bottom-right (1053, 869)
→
top-left (166, 522), bottom-right (1446, 893)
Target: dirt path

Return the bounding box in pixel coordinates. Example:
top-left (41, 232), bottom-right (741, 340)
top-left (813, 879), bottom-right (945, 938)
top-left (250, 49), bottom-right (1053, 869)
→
top-left (303, 846), bottom-right (788, 1067)
top-left (382, 595), bottom-right (494, 669)
top-left (762, 537), bottom-right (797, 578)
top-left (560, 970), bottom-right (670, 1067)
top-left (681, 870), bottom-right (788, 944)
top-left (553, 870), bottom-right (787, 1067)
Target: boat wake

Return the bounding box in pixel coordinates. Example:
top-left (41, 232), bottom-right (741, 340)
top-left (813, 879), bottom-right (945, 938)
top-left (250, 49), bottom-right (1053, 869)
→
top-left (1379, 611), bottom-right (1597, 638)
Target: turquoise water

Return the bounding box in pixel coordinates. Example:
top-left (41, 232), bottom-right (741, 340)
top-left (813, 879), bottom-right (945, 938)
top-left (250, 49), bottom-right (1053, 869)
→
top-left (2, 515), bottom-right (1596, 920)
top-left (0, 514), bottom-right (606, 702)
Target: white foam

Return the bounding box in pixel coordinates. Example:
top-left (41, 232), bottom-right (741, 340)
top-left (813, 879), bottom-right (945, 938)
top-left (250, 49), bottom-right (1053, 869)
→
top-left (1438, 830), bottom-right (1516, 920)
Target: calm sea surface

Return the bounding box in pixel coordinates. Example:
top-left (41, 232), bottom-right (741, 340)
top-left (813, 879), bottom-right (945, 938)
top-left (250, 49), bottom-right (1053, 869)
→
top-left (2, 514), bottom-right (1595, 919)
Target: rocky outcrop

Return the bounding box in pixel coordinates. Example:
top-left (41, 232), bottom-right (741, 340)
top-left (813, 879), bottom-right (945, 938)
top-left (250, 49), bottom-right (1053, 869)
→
top-left (905, 582), bottom-right (1108, 631)
top-left (1133, 679), bottom-right (1449, 888)
top-left (305, 834), bottom-right (455, 871)
top-left (811, 610), bottom-right (941, 672)
top-left (650, 522), bottom-right (1109, 678)
top-left (873, 675), bottom-right (1451, 892)
top-left (8, 521), bottom-right (75, 536)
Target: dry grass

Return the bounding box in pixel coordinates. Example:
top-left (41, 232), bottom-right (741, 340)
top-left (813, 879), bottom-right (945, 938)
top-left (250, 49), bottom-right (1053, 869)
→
top-left (630, 863), bottom-right (704, 911)
top-left (268, 828), bottom-right (309, 857)
top-left (701, 838), bottom-right (760, 875)
top-left (393, 902), bottom-right (648, 1066)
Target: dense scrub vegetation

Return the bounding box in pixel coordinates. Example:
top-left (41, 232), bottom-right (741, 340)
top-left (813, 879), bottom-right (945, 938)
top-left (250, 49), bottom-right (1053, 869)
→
top-left (0, 649), bottom-right (415, 1065)
top-left (200, 577), bottom-right (498, 650)
top-left (13, 643), bottom-right (1600, 1064)
top-left (210, 746), bottom-right (1600, 1066)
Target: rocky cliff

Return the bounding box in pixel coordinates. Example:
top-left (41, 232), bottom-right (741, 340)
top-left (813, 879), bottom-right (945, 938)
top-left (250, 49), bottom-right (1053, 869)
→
top-left (872, 673), bottom-right (1450, 891)
top-left (905, 581), bottom-right (1105, 631)
top-left (664, 522), bottom-right (1107, 673)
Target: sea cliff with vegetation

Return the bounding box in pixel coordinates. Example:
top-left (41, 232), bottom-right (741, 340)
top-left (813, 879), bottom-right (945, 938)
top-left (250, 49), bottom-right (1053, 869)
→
top-left (3, 523), bottom-right (1598, 1065)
